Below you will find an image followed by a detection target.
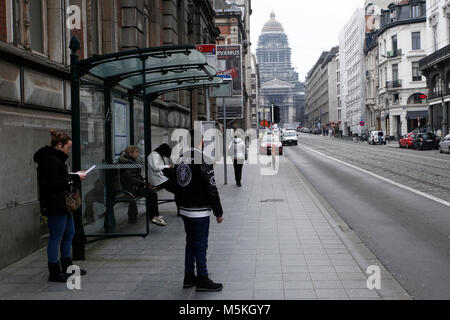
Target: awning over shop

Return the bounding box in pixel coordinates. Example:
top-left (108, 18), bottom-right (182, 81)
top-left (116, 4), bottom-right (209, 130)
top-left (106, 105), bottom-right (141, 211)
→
top-left (406, 110), bottom-right (428, 119)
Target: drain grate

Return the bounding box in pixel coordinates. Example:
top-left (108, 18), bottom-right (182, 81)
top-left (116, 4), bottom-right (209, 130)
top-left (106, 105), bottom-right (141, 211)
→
top-left (260, 199), bottom-right (285, 203)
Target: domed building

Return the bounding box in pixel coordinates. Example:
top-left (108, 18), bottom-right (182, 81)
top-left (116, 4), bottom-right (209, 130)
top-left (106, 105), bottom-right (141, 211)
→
top-left (256, 12), bottom-right (305, 126)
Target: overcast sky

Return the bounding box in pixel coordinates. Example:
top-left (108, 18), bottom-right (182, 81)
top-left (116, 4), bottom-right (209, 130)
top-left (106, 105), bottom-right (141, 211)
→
top-left (250, 0), bottom-right (365, 82)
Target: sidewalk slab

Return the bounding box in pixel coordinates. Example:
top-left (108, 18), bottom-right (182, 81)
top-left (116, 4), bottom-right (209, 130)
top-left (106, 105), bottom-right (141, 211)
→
top-left (0, 157), bottom-right (411, 300)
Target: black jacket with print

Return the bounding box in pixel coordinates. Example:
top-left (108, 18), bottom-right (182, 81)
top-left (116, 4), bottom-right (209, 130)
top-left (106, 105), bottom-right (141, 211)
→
top-left (174, 148), bottom-right (223, 218)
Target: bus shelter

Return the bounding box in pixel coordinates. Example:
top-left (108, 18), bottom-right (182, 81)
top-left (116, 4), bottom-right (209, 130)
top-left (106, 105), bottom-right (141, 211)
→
top-left (69, 36), bottom-right (223, 260)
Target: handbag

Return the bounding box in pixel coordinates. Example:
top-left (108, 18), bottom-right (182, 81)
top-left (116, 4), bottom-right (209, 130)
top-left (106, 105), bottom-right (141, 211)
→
top-left (64, 185), bottom-right (81, 214)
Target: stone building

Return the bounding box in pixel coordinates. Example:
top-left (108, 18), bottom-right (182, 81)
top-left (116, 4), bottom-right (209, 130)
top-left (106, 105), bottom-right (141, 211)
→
top-left (420, 0), bottom-right (450, 137)
top-left (305, 47), bottom-right (339, 132)
top-left (0, 0), bottom-right (219, 269)
top-left (214, 0), bottom-right (252, 130)
top-left (376, 0), bottom-right (428, 138)
top-left (339, 7), bottom-right (367, 136)
top-left (256, 11), bottom-right (304, 127)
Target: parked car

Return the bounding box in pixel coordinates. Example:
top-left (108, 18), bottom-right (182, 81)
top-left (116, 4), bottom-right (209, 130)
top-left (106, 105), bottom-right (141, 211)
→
top-left (312, 128), bottom-right (321, 135)
top-left (399, 132), bottom-right (417, 149)
top-left (260, 134), bottom-right (283, 156)
top-left (412, 132), bottom-right (436, 150)
top-left (281, 130), bottom-right (298, 146)
top-left (439, 134), bottom-right (450, 154)
top-left (368, 131), bottom-right (386, 145)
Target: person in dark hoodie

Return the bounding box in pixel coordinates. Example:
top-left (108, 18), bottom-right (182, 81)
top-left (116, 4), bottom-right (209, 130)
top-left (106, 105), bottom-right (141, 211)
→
top-left (33, 130), bottom-right (87, 283)
top-left (175, 131), bottom-right (224, 291)
top-left (118, 146), bottom-right (166, 226)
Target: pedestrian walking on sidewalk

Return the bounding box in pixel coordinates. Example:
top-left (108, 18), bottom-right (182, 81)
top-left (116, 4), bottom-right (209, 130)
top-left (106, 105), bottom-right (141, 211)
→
top-left (233, 134), bottom-right (246, 187)
top-left (174, 132), bottom-right (224, 292)
top-left (119, 146), bottom-right (166, 226)
top-left (33, 130), bottom-right (87, 283)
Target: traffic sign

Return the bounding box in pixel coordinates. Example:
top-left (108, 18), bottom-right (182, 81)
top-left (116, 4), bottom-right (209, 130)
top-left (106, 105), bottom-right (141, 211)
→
top-left (360, 121), bottom-right (365, 127)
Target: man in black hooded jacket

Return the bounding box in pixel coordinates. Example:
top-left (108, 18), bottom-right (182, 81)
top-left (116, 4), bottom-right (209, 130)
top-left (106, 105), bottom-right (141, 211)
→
top-left (175, 134), bottom-right (224, 291)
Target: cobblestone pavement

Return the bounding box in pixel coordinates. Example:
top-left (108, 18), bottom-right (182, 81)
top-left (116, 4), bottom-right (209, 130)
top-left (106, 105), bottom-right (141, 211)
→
top-left (0, 160), bottom-right (410, 300)
top-left (297, 134), bottom-right (450, 203)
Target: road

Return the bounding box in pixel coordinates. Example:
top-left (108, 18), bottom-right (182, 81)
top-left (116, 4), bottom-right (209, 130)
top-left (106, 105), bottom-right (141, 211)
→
top-left (285, 133), bottom-right (450, 299)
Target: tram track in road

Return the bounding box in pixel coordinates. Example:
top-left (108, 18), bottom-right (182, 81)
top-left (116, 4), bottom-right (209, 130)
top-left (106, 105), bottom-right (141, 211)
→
top-left (295, 136), bottom-right (450, 203)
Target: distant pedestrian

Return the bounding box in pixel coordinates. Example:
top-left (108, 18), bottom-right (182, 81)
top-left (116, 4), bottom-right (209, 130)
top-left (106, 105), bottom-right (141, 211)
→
top-left (233, 134), bottom-right (246, 187)
top-left (175, 131), bottom-right (224, 291)
top-left (33, 130), bottom-right (87, 283)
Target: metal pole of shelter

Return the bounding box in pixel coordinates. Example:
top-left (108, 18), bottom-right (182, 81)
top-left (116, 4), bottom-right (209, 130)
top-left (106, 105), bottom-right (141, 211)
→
top-left (142, 57), bottom-right (152, 235)
top-left (103, 84), bottom-right (115, 233)
top-left (223, 98), bottom-right (227, 185)
top-left (69, 36), bottom-right (85, 261)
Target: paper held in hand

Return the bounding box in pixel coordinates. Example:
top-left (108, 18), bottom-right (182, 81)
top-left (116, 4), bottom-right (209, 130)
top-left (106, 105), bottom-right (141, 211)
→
top-left (70, 165), bottom-right (96, 175)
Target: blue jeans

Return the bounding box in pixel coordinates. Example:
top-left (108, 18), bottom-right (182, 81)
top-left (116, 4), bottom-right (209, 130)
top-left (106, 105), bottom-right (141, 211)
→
top-left (47, 215), bottom-right (75, 263)
top-left (182, 216), bottom-right (210, 276)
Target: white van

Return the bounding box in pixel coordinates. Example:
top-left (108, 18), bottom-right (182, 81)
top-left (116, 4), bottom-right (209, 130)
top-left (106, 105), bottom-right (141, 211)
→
top-left (368, 131), bottom-right (386, 145)
top-left (281, 130), bottom-right (298, 146)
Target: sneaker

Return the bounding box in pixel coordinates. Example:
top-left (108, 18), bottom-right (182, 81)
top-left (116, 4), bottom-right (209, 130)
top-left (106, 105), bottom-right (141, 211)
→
top-left (152, 217), bottom-right (167, 226)
top-left (195, 275), bottom-right (223, 292)
top-left (183, 272), bottom-right (197, 288)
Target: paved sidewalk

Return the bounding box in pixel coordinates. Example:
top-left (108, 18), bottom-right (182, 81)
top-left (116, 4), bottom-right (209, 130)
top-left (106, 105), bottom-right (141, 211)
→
top-left (0, 157), bottom-right (411, 300)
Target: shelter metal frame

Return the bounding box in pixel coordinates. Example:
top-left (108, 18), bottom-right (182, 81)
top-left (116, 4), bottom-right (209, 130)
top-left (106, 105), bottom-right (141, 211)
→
top-left (69, 36), bottom-right (223, 260)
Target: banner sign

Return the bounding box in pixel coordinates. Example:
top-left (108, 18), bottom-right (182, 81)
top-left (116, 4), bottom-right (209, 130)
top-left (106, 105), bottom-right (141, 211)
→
top-left (216, 45), bottom-right (243, 119)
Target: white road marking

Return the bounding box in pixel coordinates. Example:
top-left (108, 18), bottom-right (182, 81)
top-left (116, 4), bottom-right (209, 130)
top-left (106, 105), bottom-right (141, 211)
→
top-left (298, 143), bottom-right (450, 208)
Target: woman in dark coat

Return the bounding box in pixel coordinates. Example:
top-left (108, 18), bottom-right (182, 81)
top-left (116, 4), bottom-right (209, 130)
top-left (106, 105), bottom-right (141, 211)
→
top-left (119, 146), bottom-right (166, 226)
top-left (34, 130), bottom-right (87, 282)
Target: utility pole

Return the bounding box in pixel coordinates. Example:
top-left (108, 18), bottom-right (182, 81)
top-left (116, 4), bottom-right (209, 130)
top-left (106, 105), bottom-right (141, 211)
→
top-left (223, 98), bottom-right (227, 185)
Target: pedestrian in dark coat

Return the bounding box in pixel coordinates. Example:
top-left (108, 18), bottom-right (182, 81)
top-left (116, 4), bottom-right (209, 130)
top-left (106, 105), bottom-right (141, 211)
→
top-left (174, 133), bottom-right (224, 292)
top-left (33, 130), bottom-right (87, 282)
top-left (118, 146), bottom-right (166, 226)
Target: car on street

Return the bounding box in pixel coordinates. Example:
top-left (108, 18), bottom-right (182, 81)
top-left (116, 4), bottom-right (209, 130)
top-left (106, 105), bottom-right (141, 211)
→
top-left (399, 132), bottom-right (417, 149)
top-left (411, 132), bottom-right (437, 150)
top-left (439, 134), bottom-right (450, 154)
top-left (368, 131), bottom-right (386, 145)
top-left (260, 134), bottom-right (283, 156)
top-left (281, 130), bottom-right (298, 146)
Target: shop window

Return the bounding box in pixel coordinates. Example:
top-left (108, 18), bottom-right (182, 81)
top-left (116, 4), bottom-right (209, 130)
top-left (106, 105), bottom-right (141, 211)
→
top-left (407, 93), bottom-right (426, 104)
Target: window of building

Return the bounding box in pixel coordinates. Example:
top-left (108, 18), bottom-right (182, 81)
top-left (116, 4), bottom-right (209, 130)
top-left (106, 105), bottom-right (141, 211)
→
top-left (392, 35), bottom-right (398, 52)
top-left (29, 0), bottom-right (44, 53)
top-left (411, 5), bottom-right (420, 18)
top-left (407, 93), bottom-right (426, 104)
top-left (392, 64), bottom-right (398, 81)
top-left (412, 62), bottom-right (422, 81)
top-left (412, 32), bottom-right (421, 50)
top-left (393, 93), bottom-right (399, 104)
top-left (448, 14), bottom-right (450, 45)
top-left (90, 0), bottom-right (100, 55)
top-left (432, 24), bottom-right (438, 52)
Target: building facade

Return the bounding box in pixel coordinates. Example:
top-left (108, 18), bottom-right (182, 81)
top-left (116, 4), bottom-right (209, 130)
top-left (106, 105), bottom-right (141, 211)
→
top-left (0, 0), bottom-right (220, 269)
top-left (339, 8), bottom-right (367, 136)
top-left (305, 47), bottom-right (339, 132)
top-left (376, 0), bottom-right (428, 138)
top-left (420, 0), bottom-right (450, 137)
top-left (256, 11), bottom-right (303, 127)
top-left (214, 0), bottom-right (252, 130)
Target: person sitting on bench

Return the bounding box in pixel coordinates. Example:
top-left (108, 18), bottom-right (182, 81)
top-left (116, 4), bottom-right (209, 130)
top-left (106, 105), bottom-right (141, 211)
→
top-left (119, 146), bottom-right (166, 227)
top-left (148, 143), bottom-right (176, 194)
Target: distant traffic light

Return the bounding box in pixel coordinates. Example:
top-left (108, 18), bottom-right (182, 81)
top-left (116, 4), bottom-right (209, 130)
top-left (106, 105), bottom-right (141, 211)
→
top-left (274, 106), bottom-right (281, 123)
